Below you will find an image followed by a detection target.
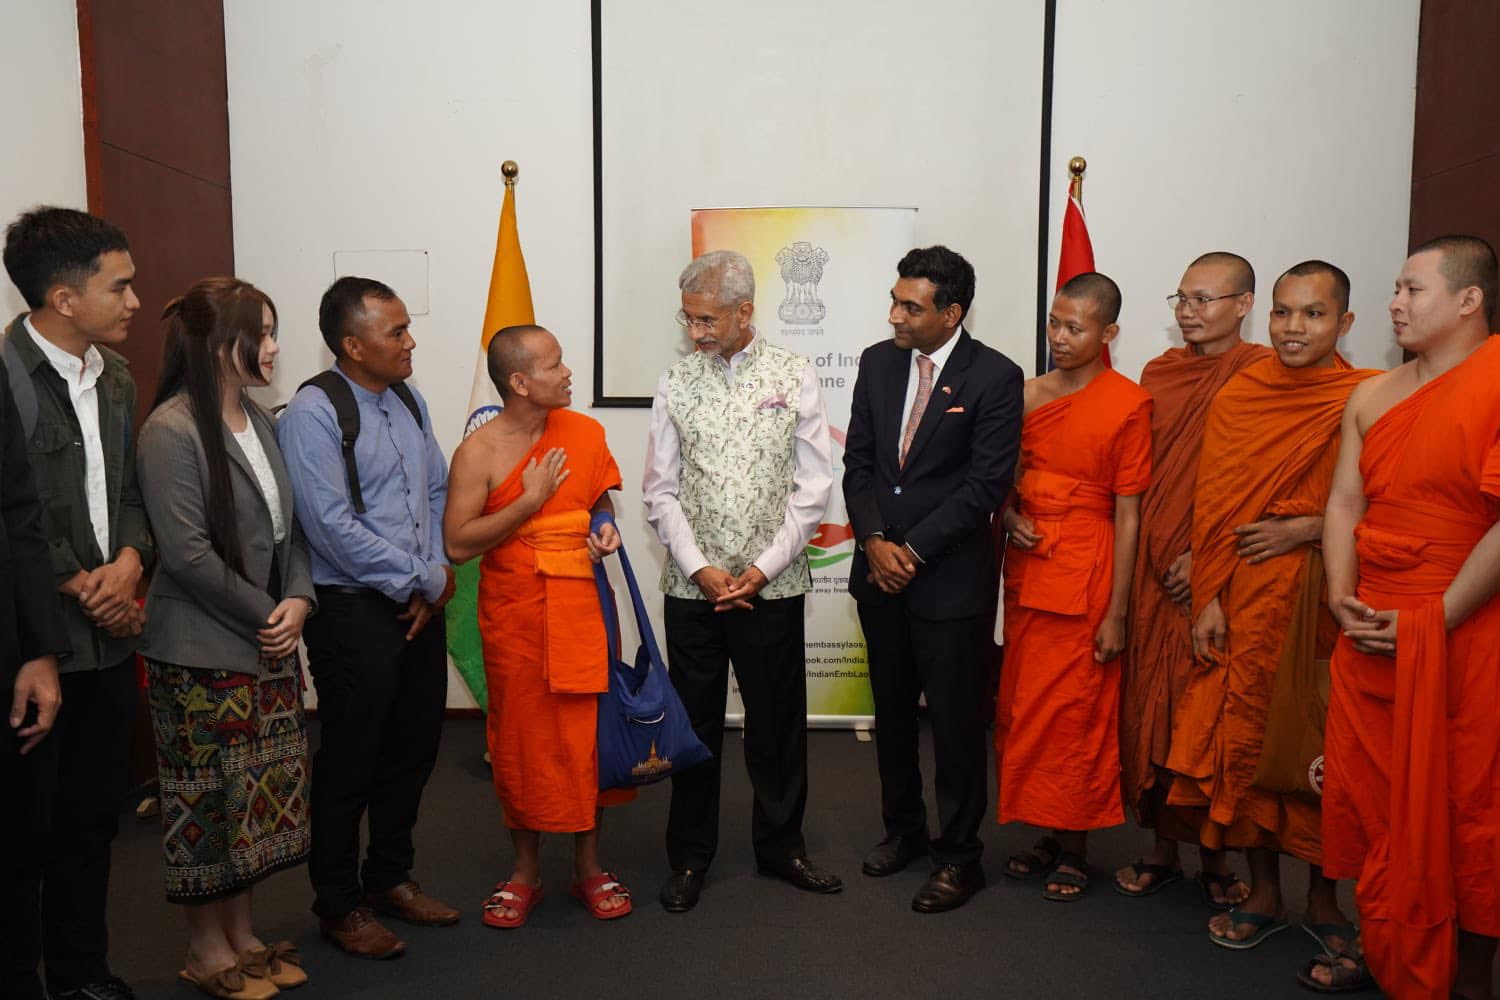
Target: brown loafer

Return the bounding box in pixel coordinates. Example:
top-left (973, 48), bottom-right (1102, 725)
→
top-left (364, 880), bottom-right (460, 927)
top-left (319, 907), bottom-right (406, 960)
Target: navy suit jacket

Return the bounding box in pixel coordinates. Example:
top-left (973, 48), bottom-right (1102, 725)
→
top-left (842, 330), bottom-right (1023, 619)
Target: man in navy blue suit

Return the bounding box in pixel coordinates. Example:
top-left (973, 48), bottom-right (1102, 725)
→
top-left (843, 245), bottom-right (1023, 913)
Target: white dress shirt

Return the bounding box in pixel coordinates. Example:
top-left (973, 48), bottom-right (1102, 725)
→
top-left (28, 317), bottom-right (110, 559)
top-left (897, 325), bottom-right (964, 461)
top-left (643, 333), bottom-right (834, 583)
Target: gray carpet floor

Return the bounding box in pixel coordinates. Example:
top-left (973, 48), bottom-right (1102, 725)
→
top-left (105, 720), bottom-right (1360, 999)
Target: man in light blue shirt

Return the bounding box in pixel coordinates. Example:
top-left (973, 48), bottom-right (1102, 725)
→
top-left (278, 276), bottom-right (459, 959)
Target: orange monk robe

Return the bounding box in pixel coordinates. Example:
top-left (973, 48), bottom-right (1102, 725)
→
top-left (1324, 337), bottom-right (1500, 999)
top-left (480, 409), bottom-right (635, 832)
top-left (1165, 355), bottom-right (1376, 864)
top-left (1120, 340), bottom-right (1272, 825)
top-left (996, 369), bottom-right (1152, 830)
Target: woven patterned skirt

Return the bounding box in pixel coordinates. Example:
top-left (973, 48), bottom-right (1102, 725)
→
top-left (146, 655), bottom-right (311, 903)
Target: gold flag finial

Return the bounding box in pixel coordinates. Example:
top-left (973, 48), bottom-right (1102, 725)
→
top-left (502, 160), bottom-right (519, 187)
top-left (1067, 156), bottom-right (1086, 201)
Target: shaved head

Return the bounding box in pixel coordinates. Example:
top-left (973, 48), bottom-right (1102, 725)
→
top-left (1058, 271), bottom-right (1122, 326)
top-left (1412, 234), bottom-right (1498, 327)
top-left (1276, 260), bottom-right (1350, 314)
top-left (487, 324), bottom-right (550, 398)
top-left (1190, 251), bottom-right (1255, 294)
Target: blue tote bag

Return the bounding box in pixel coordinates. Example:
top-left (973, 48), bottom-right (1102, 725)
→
top-left (591, 512), bottom-right (711, 790)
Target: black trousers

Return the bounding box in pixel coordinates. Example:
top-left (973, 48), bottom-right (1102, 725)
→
top-left (0, 658), bottom-right (135, 997)
top-left (858, 602), bottom-right (989, 867)
top-left (304, 589), bottom-right (447, 919)
top-left (664, 594), bottom-right (808, 871)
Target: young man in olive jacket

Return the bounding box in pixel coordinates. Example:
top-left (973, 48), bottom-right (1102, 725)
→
top-left (2, 207), bottom-right (154, 1000)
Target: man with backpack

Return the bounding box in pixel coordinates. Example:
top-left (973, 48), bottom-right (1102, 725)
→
top-left (278, 276), bottom-right (458, 959)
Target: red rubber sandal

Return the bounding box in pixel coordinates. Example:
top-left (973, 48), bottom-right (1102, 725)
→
top-left (481, 881), bottom-right (543, 929)
top-left (570, 872), bottom-right (633, 921)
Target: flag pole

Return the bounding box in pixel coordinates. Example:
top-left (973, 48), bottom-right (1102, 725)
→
top-left (502, 158), bottom-right (518, 188)
top-left (1068, 155), bottom-right (1086, 202)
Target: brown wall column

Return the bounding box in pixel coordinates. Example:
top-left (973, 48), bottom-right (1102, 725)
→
top-left (76, 0), bottom-right (234, 422)
top-left (1409, 1), bottom-right (1500, 268)
top-left (76, 0), bottom-right (234, 787)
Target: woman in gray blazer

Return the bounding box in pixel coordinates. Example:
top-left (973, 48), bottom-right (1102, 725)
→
top-left (137, 277), bottom-right (315, 1000)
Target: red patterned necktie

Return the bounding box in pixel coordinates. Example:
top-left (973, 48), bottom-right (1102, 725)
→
top-left (900, 354), bottom-right (934, 467)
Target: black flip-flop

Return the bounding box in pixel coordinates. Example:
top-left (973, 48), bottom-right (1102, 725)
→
top-left (1302, 922), bottom-right (1359, 958)
top-left (1295, 949), bottom-right (1376, 993)
top-left (1005, 835), bottom-right (1061, 881)
top-left (1113, 860), bottom-right (1184, 897)
top-left (1195, 869), bottom-right (1249, 911)
top-left (1042, 852), bottom-right (1090, 902)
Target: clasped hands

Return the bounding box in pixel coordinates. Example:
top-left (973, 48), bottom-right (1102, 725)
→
top-left (257, 596), bottom-right (314, 659)
top-left (864, 536), bottom-right (917, 595)
top-left (692, 565), bottom-right (768, 612)
top-left (1334, 596), bottom-right (1397, 658)
top-left (399, 564), bottom-right (457, 641)
top-left (67, 549), bottom-right (144, 638)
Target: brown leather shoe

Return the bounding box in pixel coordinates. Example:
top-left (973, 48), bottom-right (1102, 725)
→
top-left (364, 880), bottom-right (460, 927)
top-left (319, 907), bottom-right (406, 960)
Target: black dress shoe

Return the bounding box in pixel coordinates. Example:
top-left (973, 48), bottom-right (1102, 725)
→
top-left (757, 856), bottom-right (844, 894)
top-left (50, 979), bottom-right (137, 1000)
top-left (660, 869), bottom-right (706, 912)
top-left (912, 861), bottom-right (986, 913)
top-left (862, 833), bottom-right (930, 877)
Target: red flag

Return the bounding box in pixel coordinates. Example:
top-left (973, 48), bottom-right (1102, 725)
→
top-left (1054, 193), bottom-right (1107, 367)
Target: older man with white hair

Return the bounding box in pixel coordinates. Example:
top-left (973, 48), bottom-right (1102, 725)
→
top-left (644, 250), bottom-right (839, 913)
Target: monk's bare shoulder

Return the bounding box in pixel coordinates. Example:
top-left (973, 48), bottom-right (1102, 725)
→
top-left (1023, 372), bottom-right (1065, 415)
top-left (452, 418), bottom-right (501, 469)
top-left (1348, 364), bottom-right (1417, 436)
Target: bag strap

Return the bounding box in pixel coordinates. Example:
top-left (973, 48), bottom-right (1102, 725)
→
top-left (593, 547), bottom-right (623, 661)
top-left (390, 380), bottom-right (424, 429)
top-left (590, 511), bottom-right (665, 669)
top-left (0, 334), bottom-right (38, 439)
top-left (299, 371), bottom-right (366, 514)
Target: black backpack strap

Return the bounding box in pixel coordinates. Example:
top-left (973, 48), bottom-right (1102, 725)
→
top-left (299, 371), bottom-right (367, 514)
top-left (389, 381), bottom-right (424, 430)
top-left (0, 333), bottom-right (38, 440)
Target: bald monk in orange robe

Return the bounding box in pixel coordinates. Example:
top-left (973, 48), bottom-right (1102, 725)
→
top-left (445, 325), bottom-right (635, 929)
top-left (1116, 251), bottom-right (1272, 904)
top-left (996, 273), bottom-right (1151, 900)
top-left (1314, 236), bottom-right (1500, 998)
top-left (1165, 261), bottom-right (1374, 951)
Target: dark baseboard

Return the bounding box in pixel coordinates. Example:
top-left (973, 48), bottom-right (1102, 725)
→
top-left (301, 707), bottom-right (485, 721)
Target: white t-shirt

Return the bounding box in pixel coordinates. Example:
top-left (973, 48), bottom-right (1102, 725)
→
top-left (233, 415), bottom-right (286, 544)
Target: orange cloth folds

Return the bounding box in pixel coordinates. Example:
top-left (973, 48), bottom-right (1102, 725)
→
top-left (996, 370), bottom-right (1152, 831)
top-left (1121, 342), bottom-right (1272, 822)
top-left (480, 409), bottom-right (634, 832)
top-left (1165, 356), bottom-right (1375, 864)
top-left (1323, 338), bottom-right (1500, 999)
top-left (516, 510), bottom-right (607, 694)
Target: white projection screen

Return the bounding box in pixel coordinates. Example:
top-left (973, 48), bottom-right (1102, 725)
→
top-left (593, 0), bottom-right (1049, 404)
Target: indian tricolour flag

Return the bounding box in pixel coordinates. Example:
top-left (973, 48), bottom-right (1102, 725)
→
top-left (445, 165), bottom-right (534, 708)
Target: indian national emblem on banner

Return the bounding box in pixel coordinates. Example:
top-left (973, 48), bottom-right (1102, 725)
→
top-left (776, 241), bottom-right (829, 325)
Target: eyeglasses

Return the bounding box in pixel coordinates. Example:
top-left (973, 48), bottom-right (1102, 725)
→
top-left (1166, 291), bottom-right (1247, 312)
top-left (675, 310), bottom-right (721, 333)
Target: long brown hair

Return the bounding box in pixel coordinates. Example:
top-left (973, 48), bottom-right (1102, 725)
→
top-left (151, 276), bottom-right (278, 578)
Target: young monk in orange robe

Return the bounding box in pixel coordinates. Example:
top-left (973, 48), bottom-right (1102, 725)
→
top-left (1166, 262), bottom-right (1374, 953)
top-left (1116, 252), bottom-right (1271, 904)
top-left (1313, 237), bottom-right (1500, 998)
top-left (444, 325), bottom-right (635, 929)
top-left (996, 273), bottom-right (1151, 900)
